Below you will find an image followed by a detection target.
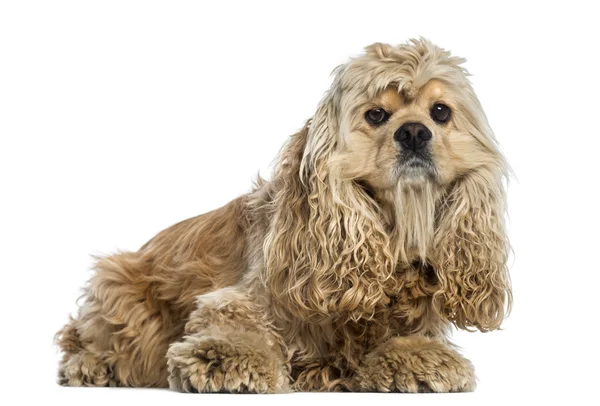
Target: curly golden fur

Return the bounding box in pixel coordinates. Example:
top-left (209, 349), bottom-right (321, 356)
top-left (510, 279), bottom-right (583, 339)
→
top-left (56, 38), bottom-right (511, 393)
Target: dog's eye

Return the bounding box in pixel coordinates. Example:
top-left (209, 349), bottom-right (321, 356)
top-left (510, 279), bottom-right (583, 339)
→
top-left (431, 103), bottom-right (451, 124)
top-left (365, 108), bottom-right (389, 126)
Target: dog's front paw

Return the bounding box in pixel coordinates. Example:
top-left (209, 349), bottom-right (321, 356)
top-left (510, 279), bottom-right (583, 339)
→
top-left (357, 336), bottom-right (476, 393)
top-left (167, 333), bottom-right (288, 393)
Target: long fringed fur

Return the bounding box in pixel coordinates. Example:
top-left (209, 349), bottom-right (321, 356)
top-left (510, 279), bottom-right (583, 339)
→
top-left (262, 120), bottom-right (398, 325)
top-left (432, 165), bottom-right (511, 331)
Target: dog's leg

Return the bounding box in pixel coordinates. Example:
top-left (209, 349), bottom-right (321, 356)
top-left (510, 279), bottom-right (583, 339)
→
top-left (167, 286), bottom-right (290, 393)
top-left (355, 336), bottom-right (476, 393)
top-left (56, 253), bottom-right (175, 387)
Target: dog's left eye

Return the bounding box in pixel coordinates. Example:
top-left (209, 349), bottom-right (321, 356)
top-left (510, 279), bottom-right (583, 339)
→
top-left (431, 103), bottom-right (452, 124)
top-left (365, 108), bottom-right (390, 126)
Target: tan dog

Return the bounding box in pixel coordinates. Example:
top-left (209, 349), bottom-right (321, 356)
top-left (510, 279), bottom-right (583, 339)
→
top-left (56, 38), bottom-right (511, 393)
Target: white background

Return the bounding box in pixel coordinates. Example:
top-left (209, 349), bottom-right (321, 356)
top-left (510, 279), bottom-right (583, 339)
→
top-left (1, 1), bottom-right (599, 404)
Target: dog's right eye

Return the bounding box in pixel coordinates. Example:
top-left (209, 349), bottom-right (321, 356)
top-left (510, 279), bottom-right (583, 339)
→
top-left (365, 108), bottom-right (389, 126)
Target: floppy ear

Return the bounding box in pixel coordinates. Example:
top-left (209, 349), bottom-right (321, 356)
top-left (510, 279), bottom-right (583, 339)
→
top-left (262, 97), bottom-right (397, 324)
top-left (432, 164), bottom-right (512, 332)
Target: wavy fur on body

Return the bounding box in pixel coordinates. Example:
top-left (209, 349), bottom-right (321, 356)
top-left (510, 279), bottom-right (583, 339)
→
top-left (57, 39), bottom-right (511, 392)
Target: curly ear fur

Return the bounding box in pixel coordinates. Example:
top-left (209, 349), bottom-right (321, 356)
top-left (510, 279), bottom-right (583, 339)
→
top-left (432, 164), bottom-right (512, 332)
top-left (262, 105), bottom-right (397, 324)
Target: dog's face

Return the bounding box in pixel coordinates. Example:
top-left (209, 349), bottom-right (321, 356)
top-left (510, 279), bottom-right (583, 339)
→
top-left (338, 79), bottom-right (489, 192)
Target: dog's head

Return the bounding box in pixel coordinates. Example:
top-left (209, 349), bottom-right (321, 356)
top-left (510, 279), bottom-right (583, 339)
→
top-left (264, 39), bottom-right (511, 332)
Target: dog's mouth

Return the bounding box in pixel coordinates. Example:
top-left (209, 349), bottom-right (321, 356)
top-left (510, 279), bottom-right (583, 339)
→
top-left (404, 157), bottom-right (431, 168)
top-left (397, 151), bottom-right (435, 175)
top-left (396, 151), bottom-right (436, 180)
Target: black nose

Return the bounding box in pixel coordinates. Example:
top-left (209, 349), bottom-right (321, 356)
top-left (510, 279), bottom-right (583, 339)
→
top-left (394, 122), bottom-right (432, 151)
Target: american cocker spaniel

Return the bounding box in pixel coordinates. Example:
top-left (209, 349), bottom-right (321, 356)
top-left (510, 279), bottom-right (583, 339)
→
top-left (57, 38), bottom-right (511, 393)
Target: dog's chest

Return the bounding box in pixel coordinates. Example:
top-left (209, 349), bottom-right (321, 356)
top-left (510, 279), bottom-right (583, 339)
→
top-left (386, 262), bottom-right (441, 335)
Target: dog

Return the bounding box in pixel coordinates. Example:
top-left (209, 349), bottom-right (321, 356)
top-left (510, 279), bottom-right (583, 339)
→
top-left (56, 38), bottom-right (511, 393)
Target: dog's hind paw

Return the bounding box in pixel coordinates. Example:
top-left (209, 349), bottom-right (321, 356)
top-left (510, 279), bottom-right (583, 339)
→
top-left (58, 352), bottom-right (115, 387)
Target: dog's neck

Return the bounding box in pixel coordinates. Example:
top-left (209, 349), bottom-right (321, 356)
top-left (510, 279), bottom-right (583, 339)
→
top-left (377, 181), bottom-right (441, 264)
